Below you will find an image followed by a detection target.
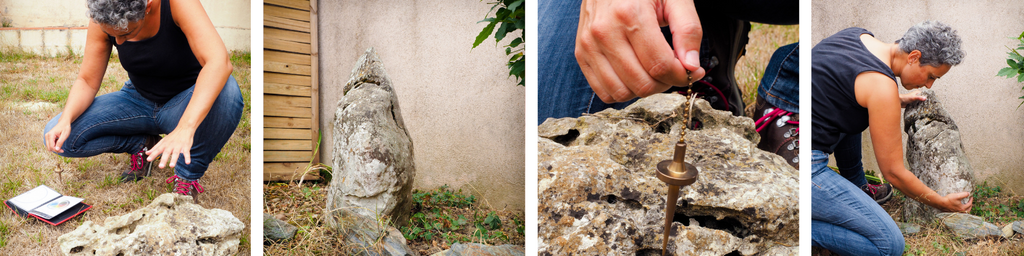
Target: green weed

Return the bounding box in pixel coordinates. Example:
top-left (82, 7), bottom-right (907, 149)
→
top-left (0, 219), bottom-right (9, 248)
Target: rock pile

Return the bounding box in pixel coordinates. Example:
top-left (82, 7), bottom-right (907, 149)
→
top-left (58, 193), bottom-right (244, 256)
top-left (538, 94), bottom-right (798, 255)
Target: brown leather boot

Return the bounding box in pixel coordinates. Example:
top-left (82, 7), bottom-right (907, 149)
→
top-left (753, 95), bottom-right (798, 169)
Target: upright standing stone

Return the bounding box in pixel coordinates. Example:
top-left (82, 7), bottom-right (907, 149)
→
top-left (903, 89), bottom-right (974, 222)
top-left (327, 48), bottom-right (415, 228)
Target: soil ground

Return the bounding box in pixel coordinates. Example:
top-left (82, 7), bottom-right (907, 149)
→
top-left (264, 181), bottom-right (525, 255)
top-left (882, 188), bottom-right (1024, 255)
top-left (0, 50), bottom-right (251, 254)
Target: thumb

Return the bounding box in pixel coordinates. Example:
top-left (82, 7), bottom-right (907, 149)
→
top-left (663, 0), bottom-right (702, 71)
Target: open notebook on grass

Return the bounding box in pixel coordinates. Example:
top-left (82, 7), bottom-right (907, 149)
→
top-left (4, 185), bottom-right (91, 226)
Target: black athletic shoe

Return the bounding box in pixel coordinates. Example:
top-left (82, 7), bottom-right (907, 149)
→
top-left (860, 183), bottom-right (894, 204)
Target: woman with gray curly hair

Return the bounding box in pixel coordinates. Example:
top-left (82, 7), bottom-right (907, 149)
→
top-left (810, 20), bottom-right (970, 255)
top-left (42, 0), bottom-right (242, 204)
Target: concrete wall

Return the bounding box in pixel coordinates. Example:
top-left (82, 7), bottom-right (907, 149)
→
top-left (0, 0), bottom-right (250, 55)
top-left (813, 0), bottom-right (1024, 194)
top-left (318, 1), bottom-right (525, 210)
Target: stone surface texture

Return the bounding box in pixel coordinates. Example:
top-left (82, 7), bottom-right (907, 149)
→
top-left (935, 213), bottom-right (1002, 239)
top-left (1002, 224), bottom-right (1014, 239)
top-left (1014, 221), bottom-right (1024, 235)
top-left (327, 48), bottom-right (416, 227)
top-left (429, 243), bottom-right (525, 256)
top-left (537, 94), bottom-right (798, 255)
top-left (329, 208), bottom-right (415, 256)
top-left (264, 213), bottom-right (298, 243)
top-left (903, 89), bottom-right (975, 222)
top-left (57, 193), bottom-right (244, 256)
top-left (897, 222), bottom-right (922, 235)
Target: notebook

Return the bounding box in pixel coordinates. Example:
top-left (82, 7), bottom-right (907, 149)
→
top-left (4, 185), bottom-right (91, 226)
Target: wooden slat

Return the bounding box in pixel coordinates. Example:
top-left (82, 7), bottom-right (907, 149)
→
top-left (265, 0), bottom-right (310, 11)
top-left (265, 15), bottom-right (310, 33)
top-left (266, 106), bottom-right (313, 118)
top-left (265, 60), bottom-right (311, 75)
top-left (264, 162), bottom-right (319, 181)
top-left (265, 50), bottom-right (310, 66)
top-left (265, 95), bottom-right (312, 108)
top-left (265, 73), bottom-right (311, 86)
top-left (310, 0), bottom-right (321, 166)
top-left (265, 117), bottom-right (312, 128)
top-left (265, 5), bottom-right (310, 22)
top-left (266, 128), bottom-right (312, 139)
top-left (265, 37), bottom-right (311, 54)
top-left (266, 139), bottom-right (309, 150)
top-left (265, 151), bottom-right (313, 162)
top-left (265, 27), bottom-right (310, 43)
top-left (265, 82), bottom-right (311, 97)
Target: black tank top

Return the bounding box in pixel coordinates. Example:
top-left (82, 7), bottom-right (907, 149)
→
top-left (811, 27), bottom-right (898, 153)
top-left (111, 0), bottom-right (202, 104)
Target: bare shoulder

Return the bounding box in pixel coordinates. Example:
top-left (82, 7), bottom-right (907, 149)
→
top-left (854, 72), bottom-right (899, 108)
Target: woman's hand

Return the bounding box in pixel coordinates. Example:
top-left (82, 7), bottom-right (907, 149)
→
top-left (146, 127), bottom-right (195, 169)
top-left (899, 90), bottom-right (927, 108)
top-left (575, 0), bottom-right (705, 103)
top-left (44, 122), bottom-right (73, 153)
top-left (938, 192), bottom-right (973, 213)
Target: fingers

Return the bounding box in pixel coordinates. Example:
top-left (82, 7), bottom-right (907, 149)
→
top-left (662, 0), bottom-right (703, 72)
top-left (55, 132), bottom-right (69, 153)
top-left (621, 1), bottom-right (691, 89)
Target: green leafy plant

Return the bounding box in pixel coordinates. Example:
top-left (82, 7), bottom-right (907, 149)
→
top-left (472, 0), bottom-right (525, 86)
top-left (997, 31), bottom-right (1024, 105)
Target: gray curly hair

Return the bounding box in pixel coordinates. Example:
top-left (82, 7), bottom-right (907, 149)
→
top-left (87, 0), bottom-right (147, 31)
top-left (896, 20), bottom-right (965, 66)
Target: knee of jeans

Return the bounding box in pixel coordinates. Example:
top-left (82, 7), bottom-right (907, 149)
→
top-left (878, 223), bottom-right (906, 255)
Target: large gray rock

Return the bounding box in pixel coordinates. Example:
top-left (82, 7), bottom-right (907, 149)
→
top-left (264, 213), bottom-right (298, 243)
top-left (329, 208), bottom-right (415, 256)
top-left (935, 213), bottom-right (1001, 239)
top-left (327, 48), bottom-right (415, 228)
top-left (903, 89), bottom-right (974, 222)
top-left (897, 222), bottom-right (922, 236)
top-left (58, 193), bottom-right (245, 256)
top-left (429, 243), bottom-right (525, 256)
top-left (538, 94), bottom-right (798, 255)
top-left (1014, 221), bottom-right (1024, 234)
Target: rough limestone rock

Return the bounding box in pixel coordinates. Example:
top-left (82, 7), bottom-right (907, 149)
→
top-left (538, 94), bottom-right (798, 255)
top-left (429, 243), bottom-right (525, 256)
top-left (58, 193), bottom-right (244, 256)
top-left (935, 213), bottom-right (1001, 239)
top-left (327, 48), bottom-right (415, 228)
top-left (1014, 221), bottom-right (1024, 234)
top-left (1002, 224), bottom-right (1014, 239)
top-left (264, 213), bottom-right (298, 243)
top-left (330, 208), bottom-right (415, 256)
top-left (903, 89), bottom-right (974, 222)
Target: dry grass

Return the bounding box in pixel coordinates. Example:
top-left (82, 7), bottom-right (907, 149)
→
top-left (0, 49), bottom-right (251, 254)
top-left (882, 191), bottom-right (1024, 255)
top-left (736, 23), bottom-right (800, 116)
top-left (264, 181), bottom-right (526, 255)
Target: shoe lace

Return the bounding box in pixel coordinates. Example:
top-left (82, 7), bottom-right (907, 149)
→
top-left (130, 149), bottom-right (145, 171)
top-left (754, 108), bottom-right (799, 133)
top-left (165, 175), bottom-right (205, 195)
top-left (865, 184), bottom-right (881, 194)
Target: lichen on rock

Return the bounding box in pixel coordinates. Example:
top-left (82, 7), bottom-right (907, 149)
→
top-left (538, 94), bottom-right (797, 255)
top-left (903, 89), bottom-right (974, 222)
top-left (58, 193), bottom-right (244, 256)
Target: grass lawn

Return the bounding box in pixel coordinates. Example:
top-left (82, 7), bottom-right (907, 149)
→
top-left (0, 49), bottom-right (251, 254)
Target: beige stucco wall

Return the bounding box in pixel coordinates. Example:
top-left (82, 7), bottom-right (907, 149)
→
top-left (317, 1), bottom-right (525, 210)
top-left (813, 0), bottom-right (1024, 194)
top-left (0, 0), bottom-right (250, 55)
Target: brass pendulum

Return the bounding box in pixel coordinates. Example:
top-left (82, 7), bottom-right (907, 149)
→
top-left (655, 81), bottom-right (699, 256)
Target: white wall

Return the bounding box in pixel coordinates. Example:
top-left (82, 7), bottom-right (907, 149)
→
top-left (0, 0), bottom-right (250, 55)
top-left (813, 0), bottom-right (1024, 194)
top-left (318, 0), bottom-right (526, 210)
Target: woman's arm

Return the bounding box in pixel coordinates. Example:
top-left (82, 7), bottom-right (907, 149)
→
top-left (44, 21), bottom-right (112, 153)
top-left (855, 72), bottom-right (972, 212)
top-left (146, 0), bottom-right (233, 168)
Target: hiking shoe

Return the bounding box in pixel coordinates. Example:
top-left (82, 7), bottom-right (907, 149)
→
top-left (166, 175), bottom-right (204, 204)
top-left (753, 95), bottom-right (798, 169)
top-left (121, 135), bottom-right (161, 183)
top-left (861, 183), bottom-right (893, 204)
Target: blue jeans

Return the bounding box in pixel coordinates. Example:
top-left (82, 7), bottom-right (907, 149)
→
top-left (812, 150), bottom-right (904, 256)
top-left (757, 42), bottom-right (799, 113)
top-left (537, 0), bottom-right (798, 124)
top-left (44, 76), bottom-right (244, 180)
